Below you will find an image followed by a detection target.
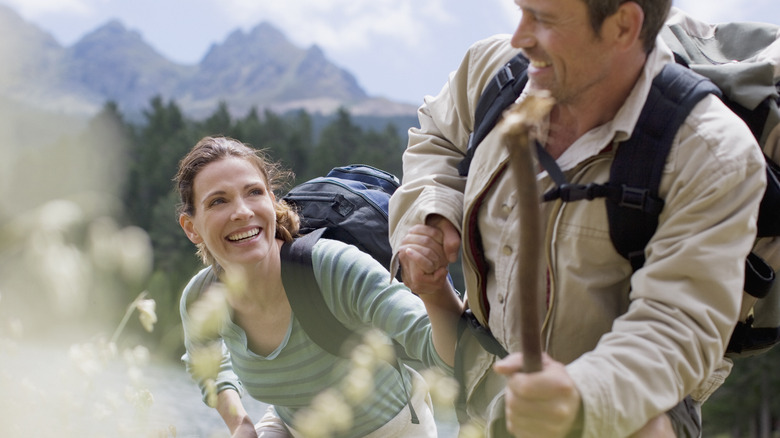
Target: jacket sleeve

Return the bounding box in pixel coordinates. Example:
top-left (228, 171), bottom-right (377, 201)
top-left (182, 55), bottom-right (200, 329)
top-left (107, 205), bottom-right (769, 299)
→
top-left (388, 35), bottom-right (518, 253)
top-left (567, 96), bottom-right (767, 437)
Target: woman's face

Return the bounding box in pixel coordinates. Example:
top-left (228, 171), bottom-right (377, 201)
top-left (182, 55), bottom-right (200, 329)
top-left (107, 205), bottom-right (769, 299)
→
top-left (180, 156), bottom-right (278, 271)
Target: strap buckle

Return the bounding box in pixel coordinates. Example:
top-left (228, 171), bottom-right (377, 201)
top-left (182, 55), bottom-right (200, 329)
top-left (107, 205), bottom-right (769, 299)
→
top-left (619, 185), bottom-right (650, 210)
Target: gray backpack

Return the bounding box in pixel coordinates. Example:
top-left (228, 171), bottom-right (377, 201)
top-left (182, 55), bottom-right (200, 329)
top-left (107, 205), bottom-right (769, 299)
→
top-left (664, 8), bottom-right (780, 357)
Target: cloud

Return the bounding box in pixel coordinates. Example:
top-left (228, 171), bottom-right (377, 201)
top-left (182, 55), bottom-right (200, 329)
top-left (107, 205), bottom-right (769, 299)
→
top-left (3, 0), bottom-right (91, 17)
top-left (219, 0), bottom-right (453, 54)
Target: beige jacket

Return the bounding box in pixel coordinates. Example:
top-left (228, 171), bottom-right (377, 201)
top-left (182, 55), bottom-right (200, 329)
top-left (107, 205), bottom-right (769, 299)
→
top-left (388, 34), bottom-right (767, 437)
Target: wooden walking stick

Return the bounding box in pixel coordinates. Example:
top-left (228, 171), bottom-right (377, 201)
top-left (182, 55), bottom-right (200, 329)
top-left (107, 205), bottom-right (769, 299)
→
top-left (495, 90), bottom-right (554, 373)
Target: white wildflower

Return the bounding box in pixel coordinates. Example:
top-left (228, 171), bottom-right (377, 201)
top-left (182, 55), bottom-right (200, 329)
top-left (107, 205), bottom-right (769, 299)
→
top-left (36, 199), bottom-right (84, 232)
top-left (362, 329), bottom-right (395, 364)
top-left (117, 226), bottom-right (153, 283)
top-left (190, 342), bottom-right (223, 382)
top-left (295, 389), bottom-right (353, 438)
top-left (126, 387), bottom-right (154, 410)
top-left (342, 366), bottom-right (373, 403)
top-left (69, 343), bottom-right (102, 376)
top-left (221, 270), bottom-right (248, 301)
top-left (188, 284), bottom-right (229, 341)
top-left (123, 345), bottom-right (150, 367)
top-left (350, 344), bottom-right (377, 371)
top-left (135, 298), bottom-right (157, 332)
top-left (421, 368), bottom-right (460, 407)
top-left (204, 379), bottom-right (218, 408)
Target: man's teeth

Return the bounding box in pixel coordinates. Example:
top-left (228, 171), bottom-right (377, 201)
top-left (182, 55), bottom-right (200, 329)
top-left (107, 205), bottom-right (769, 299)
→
top-left (531, 60), bottom-right (551, 68)
top-left (228, 229), bottom-right (259, 241)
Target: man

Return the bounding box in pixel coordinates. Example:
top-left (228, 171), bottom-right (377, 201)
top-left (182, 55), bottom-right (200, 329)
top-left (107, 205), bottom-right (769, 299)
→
top-left (389, 0), bottom-right (767, 436)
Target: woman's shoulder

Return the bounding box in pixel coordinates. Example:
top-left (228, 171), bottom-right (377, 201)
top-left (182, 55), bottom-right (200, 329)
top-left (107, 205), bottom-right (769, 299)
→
top-left (180, 266), bottom-right (217, 310)
top-left (311, 237), bottom-right (378, 268)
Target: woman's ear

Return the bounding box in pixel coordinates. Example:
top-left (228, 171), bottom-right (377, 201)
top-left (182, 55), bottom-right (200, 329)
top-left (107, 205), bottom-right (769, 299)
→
top-left (179, 214), bottom-right (203, 244)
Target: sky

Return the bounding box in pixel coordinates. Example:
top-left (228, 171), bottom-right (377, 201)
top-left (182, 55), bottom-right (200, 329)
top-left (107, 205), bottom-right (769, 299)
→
top-left (1, 0), bottom-right (779, 106)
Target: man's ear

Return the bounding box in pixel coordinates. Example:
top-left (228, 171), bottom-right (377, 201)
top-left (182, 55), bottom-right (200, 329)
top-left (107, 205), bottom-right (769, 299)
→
top-left (179, 214), bottom-right (203, 244)
top-left (605, 1), bottom-right (644, 50)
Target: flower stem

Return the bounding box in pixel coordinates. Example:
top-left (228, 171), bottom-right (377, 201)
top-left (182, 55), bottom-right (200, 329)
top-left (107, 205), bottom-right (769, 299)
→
top-left (110, 291), bottom-right (148, 344)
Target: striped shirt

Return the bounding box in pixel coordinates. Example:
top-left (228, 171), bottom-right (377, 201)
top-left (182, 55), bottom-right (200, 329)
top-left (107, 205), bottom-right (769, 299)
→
top-left (180, 238), bottom-right (451, 436)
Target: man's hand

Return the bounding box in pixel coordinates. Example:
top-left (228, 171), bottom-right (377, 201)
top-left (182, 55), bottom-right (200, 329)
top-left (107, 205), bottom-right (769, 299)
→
top-left (397, 215), bottom-right (460, 296)
top-left (494, 353), bottom-right (582, 438)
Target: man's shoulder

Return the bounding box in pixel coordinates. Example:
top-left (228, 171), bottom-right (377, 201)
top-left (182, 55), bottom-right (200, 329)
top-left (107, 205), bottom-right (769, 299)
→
top-left (685, 94), bottom-right (763, 165)
top-left (464, 34), bottom-right (522, 76)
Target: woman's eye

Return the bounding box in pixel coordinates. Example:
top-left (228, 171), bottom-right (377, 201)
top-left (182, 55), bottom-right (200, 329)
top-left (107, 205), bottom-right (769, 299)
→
top-left (249, 188), bottom-right (265, 196)
top-left (208, 198), bottom-right (226, 207)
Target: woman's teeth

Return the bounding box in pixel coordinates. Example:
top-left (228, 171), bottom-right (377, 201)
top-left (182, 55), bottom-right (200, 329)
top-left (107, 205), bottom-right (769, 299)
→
top-left (228, 228), bottom-right (260, 241)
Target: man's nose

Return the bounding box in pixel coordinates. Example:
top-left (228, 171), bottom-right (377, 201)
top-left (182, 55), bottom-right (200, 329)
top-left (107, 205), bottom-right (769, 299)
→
top-left (511, 14), bottom-right (535, 49)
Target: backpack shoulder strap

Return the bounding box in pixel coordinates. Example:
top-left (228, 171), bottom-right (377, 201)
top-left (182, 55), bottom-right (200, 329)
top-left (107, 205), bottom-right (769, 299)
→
top-left (280, 228), bottom-right (420, 423)
top-left (458, 52), bottom-right (530, 176)
top-left (280, 228), bottom-right (354, 358)
top-left (608, 62), bottom-right (721, 270)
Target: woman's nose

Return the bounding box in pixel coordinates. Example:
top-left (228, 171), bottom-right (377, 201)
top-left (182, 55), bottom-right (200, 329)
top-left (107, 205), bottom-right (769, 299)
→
top-left (231, 200), bottom-right (254, 221)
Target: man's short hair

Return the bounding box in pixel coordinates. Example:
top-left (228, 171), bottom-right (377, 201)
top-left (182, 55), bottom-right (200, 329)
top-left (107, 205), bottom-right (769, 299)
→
top-left (584, 0), bottom-right (671, 53)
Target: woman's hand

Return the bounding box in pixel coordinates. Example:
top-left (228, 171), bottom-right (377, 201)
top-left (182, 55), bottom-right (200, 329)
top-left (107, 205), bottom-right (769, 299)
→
top-left (216, 389), bottom-right (258, 438)
top-left (398, 215), bottom-right (460, 296)
top-left (230, 419), bottom-right (259, 438)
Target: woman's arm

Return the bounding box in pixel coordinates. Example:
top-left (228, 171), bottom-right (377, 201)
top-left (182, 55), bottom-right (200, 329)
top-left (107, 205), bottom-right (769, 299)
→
top-left (216, 388), bottom-right (257, 438)
top-left (396, 217), bottom-right (464, 366)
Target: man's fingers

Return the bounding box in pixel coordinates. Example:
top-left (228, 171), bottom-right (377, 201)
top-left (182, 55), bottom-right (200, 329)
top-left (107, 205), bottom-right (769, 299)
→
top-left (425, 215), bottom-right (461, 263)
top-left (494, 352), bottom-right (526, 375)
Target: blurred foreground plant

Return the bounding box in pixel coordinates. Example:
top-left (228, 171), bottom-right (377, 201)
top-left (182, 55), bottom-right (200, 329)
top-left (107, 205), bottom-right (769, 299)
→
top-left (0, 196), bottom-right (178, 437)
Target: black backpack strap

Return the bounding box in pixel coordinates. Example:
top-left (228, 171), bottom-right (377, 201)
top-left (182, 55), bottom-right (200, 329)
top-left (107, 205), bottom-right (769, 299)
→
top-left (280, 228), bottom-right (419, 424)
top-left (606, 63), bottom-right (720, 270)
top-left (280, 228), bottom-right (353, 357)
top-left (458, 53), bottom-right (530, 176)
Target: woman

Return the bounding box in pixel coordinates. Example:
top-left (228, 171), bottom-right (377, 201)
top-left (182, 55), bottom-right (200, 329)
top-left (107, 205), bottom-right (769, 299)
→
top-left (176, 136), bottom-right (463, 437)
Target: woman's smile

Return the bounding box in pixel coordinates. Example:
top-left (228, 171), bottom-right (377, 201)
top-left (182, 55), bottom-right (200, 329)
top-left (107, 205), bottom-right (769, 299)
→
top-left (227, 226), bottom-right (262, 243)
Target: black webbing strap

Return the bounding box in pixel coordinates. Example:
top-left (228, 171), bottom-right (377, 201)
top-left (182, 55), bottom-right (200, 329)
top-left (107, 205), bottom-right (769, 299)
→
top-left (280, 229), bottom-right (419, 424)
top-left (745, 252), bottom-right (775, 299)
top-left (459, 53), bottom-right (530, 176)
top-left (606, 63), bottom-right (720, 270)
top-left (280, 228), bottom-right (353, 356)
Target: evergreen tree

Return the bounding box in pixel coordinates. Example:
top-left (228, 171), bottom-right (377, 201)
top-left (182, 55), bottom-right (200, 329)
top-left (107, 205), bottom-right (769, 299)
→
top-left (201, 101), bottom-right (232, 136)
top-left (312, 107), bottom-right (364, 176)
top-left (123, 96), bottom-right (192, 231)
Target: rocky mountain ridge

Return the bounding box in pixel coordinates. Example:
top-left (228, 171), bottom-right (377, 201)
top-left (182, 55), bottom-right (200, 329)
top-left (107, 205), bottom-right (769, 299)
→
top-left (0, 5), bottom-right (416, 120)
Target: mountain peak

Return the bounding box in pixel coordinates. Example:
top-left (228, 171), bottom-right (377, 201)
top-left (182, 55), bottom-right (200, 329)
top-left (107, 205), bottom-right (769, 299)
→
top-left (0, 5), bottom-right (415, 119)
top-left (77, 19), bottom-right (143, 46)
top-left (248, 21), bottom-right (288, 42)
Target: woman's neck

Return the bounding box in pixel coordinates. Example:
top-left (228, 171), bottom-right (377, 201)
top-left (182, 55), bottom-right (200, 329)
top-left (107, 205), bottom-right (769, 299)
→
top-left (220, 239), bottom-right (287, 313)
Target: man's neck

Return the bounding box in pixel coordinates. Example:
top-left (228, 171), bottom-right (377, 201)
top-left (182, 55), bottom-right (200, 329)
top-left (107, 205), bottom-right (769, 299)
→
top-left (545, 52), bottom-right (648, 159)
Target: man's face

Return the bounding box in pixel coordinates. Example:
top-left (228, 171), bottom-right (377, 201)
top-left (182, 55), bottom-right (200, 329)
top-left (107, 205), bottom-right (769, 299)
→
top-left (511, 0), bottom-right (615, 106)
